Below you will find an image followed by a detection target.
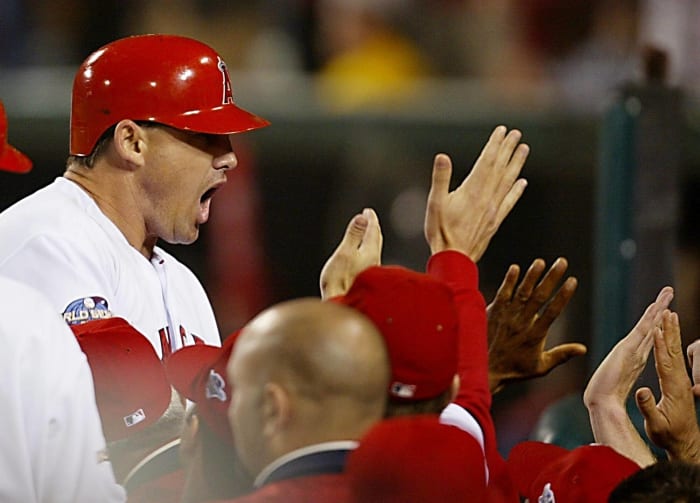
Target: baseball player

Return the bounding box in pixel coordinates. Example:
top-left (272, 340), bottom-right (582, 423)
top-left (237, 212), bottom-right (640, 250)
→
top-left (0, 107), bottom-right (124, 502)
top-left (0, 35), bottom-right (269, 357)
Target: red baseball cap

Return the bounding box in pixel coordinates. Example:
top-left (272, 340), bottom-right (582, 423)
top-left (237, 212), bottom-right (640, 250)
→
top-left (334, 266), bottom-right (459, 401)
top-left (163, 330), bottom-right (240, 443)
top-left (71, 317), bottom-right (172, 442)
top-left (346, 415), bottom-right (486, 502)
top-left (0, 101), bottom-right (32, 173)
top-left (506, 441), bottom-right (641, 502)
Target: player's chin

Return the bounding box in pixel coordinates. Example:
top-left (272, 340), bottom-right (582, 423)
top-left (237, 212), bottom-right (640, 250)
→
top-left (164, 226), bottom-right (200, 245)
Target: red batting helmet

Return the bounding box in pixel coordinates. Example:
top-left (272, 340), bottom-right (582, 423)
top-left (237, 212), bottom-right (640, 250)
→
top-left (0, 101), bottom-right (32, 173)
top-left (70, 34), bottom-right (270, 156)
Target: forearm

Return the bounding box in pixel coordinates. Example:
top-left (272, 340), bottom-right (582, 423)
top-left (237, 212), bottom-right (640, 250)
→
top-left (586, 401), bottom-right (656, 467)
top-left (426, 250), bottom-right (489, 411)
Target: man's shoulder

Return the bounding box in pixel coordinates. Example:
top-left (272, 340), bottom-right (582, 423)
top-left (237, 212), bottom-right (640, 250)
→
top-left (0, 178), bottom-right (92, 232)
top-left (0, 178), bottom-right (119, 256)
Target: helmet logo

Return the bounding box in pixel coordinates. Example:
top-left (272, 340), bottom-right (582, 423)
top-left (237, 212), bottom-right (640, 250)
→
top-left (217, 57), bottom-right (234, 105)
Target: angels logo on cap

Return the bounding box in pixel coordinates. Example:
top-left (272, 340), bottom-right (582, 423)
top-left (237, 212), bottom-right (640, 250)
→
top-left (217, 56), bottom-right (235, 105)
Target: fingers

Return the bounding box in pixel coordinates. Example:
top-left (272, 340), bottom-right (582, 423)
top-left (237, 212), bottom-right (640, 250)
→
top-left (635, 386), bottom-right (661, 425)
top-left (342, 212), bottom-right (369, 250)
top-left (468, 125), bottom-right (507, 186)
top-left (513, 258), bottom-right (546, 304)
top-left (492, 177), bottom-right (528, 230)
top-left (686, 339), bottom-right (700, 386)
top-left (424, 154), bottom-right (453, 251)
top-left (426, 153), bottom-right (453, 213)
top-left (653, 311), bottom-right (690, 394)
top-left (541, 343), bottom-right (588, 374)
top-left (628, 286), bottom-right (674, 341)
top-left (358, 208), bottom-right (383, 264)
top-left (535, 276), bottom-right (578, 329)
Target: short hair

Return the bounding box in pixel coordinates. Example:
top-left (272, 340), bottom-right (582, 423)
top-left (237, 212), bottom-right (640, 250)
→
top-left (66, 121), bottom-right (158, 169)
top-left (608, 460), bottom-right (700, 502)
top-left (384, 387), bottom-right (452, 418)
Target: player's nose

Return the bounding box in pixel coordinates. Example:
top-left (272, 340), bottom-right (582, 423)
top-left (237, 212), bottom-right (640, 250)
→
top-left (213, 151), bottom-right (238, 171)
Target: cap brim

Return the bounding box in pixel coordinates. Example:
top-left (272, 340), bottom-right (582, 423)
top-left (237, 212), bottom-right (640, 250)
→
top-left (169, 104), bottom-right (270, 135)
top-left (506, 441), bottom-right (569, 495)
top-left (164, 344), bottom-right (221, 401)
top-left (0, 144), bottom-right (32, 173)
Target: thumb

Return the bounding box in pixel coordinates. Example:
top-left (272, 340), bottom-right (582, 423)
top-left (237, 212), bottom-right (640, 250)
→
top-left (426, 154), bottom-right (452, 209)
top-left (543, 344), bottom-right (588, 373)
top-left (635, 387), bottom-right (659, 421)
top-left (341, 212), bottom-right (368, 250)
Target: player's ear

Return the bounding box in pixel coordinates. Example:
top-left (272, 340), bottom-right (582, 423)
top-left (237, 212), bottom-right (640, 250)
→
top-left (113, 119), bottom-right (147, 169)
top-left (262, 382), bottom-right (291, 438)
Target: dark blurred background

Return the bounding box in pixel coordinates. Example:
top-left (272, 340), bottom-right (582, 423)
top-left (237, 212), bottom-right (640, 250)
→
top-left (1, 0), bottom-right (700, 456)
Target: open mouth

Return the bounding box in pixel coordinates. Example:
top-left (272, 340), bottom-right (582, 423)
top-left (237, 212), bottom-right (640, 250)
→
top-left (200, 187), bottom-right (217, 203)
top-left (197, 187), bottom-right (220, 224)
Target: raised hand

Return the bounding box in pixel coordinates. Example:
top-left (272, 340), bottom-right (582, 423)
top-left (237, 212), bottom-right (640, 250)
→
top-left (487, 257), bottom-right (585, 393)
top-left (584, 287), bottom-right (673, 409)
top-left (685, 339), bottom-right (700, 397)
top-left (635, 310), bottom-right (700, 464)
top-left (582, 286), bottom-right (674, 467)
top-left (319, 208), bottom-right (383, 299)
top-left (424, 125), bottom-right (528, 261)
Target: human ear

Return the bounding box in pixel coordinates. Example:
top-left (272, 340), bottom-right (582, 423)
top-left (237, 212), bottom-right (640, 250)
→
top-left (262, 382), bottom-right (291, 438)
top-left (113, 119), bottom-right (147, 169)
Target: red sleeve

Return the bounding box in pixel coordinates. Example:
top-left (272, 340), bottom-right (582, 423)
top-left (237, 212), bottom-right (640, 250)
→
top-left (426, 250), bottom-right (489, 417)
top-left (427, 251), bottom-right (514, 499)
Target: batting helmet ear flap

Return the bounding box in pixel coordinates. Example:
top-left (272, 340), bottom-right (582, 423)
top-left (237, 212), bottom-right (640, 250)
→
top-left (70, 34), bottom-right (270, 156)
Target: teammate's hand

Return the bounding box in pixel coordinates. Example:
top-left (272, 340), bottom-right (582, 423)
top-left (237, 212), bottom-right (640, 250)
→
top-left (635, 310), bottom-right (700, 464)
top-left (685, 338), bottom-right (700, 396)
top-left (584, 287), bottom-right (673, 410)
top-left (487, 257), bottom-right (585, 393)
top-left (319, 208), bottom-right (382, 300)
top-left (424, 125), bottom-right (528, 261)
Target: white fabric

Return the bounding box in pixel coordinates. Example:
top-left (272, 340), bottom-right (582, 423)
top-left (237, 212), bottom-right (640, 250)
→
top-left (0, 276), bottom-right (125, 502)
top-left (0, 178), bottom-right (221, 357)
top-left (440, 403), bottom-right (489, 482)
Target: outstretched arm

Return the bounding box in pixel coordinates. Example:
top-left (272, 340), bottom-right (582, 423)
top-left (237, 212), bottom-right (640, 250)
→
top-left (319, 208), bottom-right (382, 299)
top-left (487, 257), bottom-right (586, 394)
top-left (425, 126), bottom-right (527, 497)
top-left (583, 286), bottom-right (674, 467)
top-left (635, 310), bottom-right (700, 464)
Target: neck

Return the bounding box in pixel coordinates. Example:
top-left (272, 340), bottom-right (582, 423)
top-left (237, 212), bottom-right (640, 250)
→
top-left (63, 167), bottom-right (156, 258)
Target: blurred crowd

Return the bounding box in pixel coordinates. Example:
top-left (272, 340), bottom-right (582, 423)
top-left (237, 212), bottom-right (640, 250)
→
top-left (3, 0), bottom-right (700, 112)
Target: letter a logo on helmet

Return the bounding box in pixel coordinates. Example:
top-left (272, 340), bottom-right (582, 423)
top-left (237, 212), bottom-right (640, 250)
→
top-left (70, 34), bottom-right (270, 156)
top-left (217, 57), bottom-right (235, 105)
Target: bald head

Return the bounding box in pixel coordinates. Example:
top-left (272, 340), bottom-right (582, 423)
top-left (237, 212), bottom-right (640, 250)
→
top-left (227, 298), bottom-right (390, 478)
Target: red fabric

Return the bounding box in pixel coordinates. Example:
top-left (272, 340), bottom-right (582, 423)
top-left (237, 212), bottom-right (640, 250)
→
top-left (426, 251), bottom-right (518, 502)
top-left (126, 468), bottom-right (186, 503)
top-left (334, 265), bottom-right (459, 401)
top-left (506, 442), bottom-right (640, 502)
top-left (214, 474), bottom-right (354, 503)
top-left (71, 317), bottom-right (172, 442)
top-left (346, 416), bottom-right (486, 502)
top-left (164, 330), bottom-right (241, 443)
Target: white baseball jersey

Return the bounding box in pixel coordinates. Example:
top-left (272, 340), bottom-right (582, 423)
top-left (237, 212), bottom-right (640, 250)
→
top-left (0, 177), bottom-right (221, 358)
top-left (0, 276), bottom-right (125, 502)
